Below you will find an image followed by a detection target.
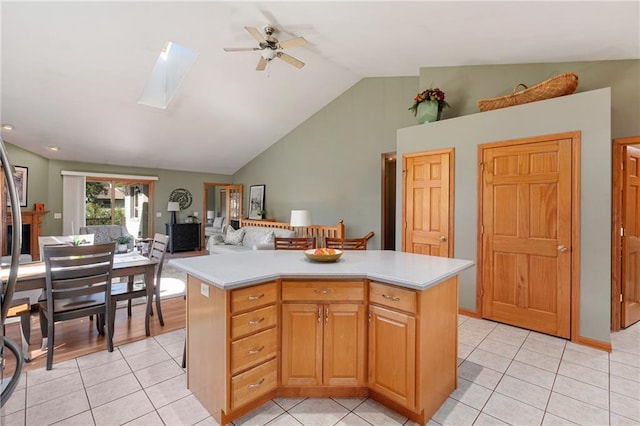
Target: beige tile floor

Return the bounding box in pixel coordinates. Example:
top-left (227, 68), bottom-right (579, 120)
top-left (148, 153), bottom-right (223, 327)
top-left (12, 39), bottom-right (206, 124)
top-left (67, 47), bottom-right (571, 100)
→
top-left (1, 316), bottom-right (638, 426)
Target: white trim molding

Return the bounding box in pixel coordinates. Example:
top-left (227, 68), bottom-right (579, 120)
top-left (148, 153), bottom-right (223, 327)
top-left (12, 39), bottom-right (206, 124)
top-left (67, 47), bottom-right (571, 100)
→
top-left (61, 170), bottom-right (159, 181)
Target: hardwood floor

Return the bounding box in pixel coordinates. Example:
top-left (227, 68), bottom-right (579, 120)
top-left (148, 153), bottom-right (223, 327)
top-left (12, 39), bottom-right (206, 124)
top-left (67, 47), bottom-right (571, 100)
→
top-left (3, 295), bottom-right (186, 373)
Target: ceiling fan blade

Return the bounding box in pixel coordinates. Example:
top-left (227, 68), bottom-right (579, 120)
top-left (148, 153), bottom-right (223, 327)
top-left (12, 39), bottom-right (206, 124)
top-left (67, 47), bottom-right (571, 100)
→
top-left (245, 26), bottom-right (266, 44)
top-left (256, 56), bottom-right (268, 71)
top-left (276, 52), bottom-right (305, 69)
top-left (223, 47), bottom-right (260, 52)
top-left (278, 37), bottom-right (307, 50)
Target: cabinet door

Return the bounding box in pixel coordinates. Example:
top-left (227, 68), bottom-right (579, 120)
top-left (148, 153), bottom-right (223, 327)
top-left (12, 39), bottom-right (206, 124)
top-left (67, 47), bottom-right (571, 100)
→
top-left (323, 304), bottom-right (366, 386)
top-left (281, 303), bottom-right (322, 386)
top-left (369, 305), bottom-right (416, 409)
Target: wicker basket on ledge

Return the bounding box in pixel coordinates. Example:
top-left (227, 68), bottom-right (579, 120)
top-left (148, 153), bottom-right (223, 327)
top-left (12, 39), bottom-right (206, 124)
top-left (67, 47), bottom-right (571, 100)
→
top-left (477, 72), bottom-right (579, 112)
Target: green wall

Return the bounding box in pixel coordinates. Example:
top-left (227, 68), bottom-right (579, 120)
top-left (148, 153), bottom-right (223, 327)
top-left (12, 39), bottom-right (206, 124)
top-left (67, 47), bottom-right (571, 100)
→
top-left (233, 77), bottom-right (419, 246)
top-left (4, 143), bottom-right (231, 236)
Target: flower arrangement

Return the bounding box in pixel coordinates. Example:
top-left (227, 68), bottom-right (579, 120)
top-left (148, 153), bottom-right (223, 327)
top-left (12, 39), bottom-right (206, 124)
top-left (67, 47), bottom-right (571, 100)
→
top-left (408, 87), bottom-right (450, 116)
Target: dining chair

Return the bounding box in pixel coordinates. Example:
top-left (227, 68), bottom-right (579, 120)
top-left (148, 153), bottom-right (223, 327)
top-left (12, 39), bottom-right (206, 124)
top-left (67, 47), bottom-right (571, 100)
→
top-left (324, 231), bottom-right (375, 250)
top-left (39, 242), bottom-right (116, 370)
top-left (274, 236), bottom-right (316, 250)
top-left (109, 233), bottom-right (169, 337)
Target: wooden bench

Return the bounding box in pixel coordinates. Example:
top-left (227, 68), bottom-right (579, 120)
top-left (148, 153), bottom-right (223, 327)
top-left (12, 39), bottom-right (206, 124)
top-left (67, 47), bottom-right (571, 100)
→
top-left (239, 219), bottom-right (345, 247)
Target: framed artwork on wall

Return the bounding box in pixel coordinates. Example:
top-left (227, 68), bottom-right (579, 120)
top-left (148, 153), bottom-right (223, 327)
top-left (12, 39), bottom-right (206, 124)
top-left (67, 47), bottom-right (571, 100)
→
top-left (248, 184), bottom-right (265, 219)
top-left (7, 165), bottom-right (28, 207)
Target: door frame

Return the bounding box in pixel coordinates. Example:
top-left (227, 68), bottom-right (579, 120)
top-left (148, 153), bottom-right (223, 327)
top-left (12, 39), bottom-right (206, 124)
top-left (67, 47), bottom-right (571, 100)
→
top-left (611, 136), bottom-right (640, 331)
top-left (401, 148), bottom-right (455, 257)
top-left (476, 131), bottom-right (581, 340)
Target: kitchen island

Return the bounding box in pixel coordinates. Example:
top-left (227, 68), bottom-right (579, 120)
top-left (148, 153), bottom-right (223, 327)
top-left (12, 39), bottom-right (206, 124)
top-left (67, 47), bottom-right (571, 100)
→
top-left (169, 250), bottom-right (474, 425)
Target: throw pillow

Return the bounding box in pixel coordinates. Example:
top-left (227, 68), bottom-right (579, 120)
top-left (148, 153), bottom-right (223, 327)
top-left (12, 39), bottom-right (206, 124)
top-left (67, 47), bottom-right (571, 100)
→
top-left (260, 231), bottom-right (275, 245)
top-left (224, 226), bottom-right (245, 246)
top-left (212, 235), bottom-right (225, 245)
top-left (212, 217), bottom-right (223, 229)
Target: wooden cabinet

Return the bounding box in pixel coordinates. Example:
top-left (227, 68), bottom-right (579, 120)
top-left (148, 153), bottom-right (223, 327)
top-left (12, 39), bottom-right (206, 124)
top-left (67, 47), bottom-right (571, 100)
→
top-left (281, 280), bottom-right (366, 388)
top-left (368, 279), bottom-right (458, 423)
top-left (369, 304), bottom-right (416, 409)
top-left (166, 223), bottom-right (201, 253)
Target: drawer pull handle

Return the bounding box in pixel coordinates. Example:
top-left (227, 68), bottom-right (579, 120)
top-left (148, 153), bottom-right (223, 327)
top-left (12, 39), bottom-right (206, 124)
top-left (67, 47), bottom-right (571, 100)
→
top-left (247, 346), bottom-right (265, 355)
top-left (314, 289), bottom-right (332, 294)
top-left (248, 317), bottom-right (265, 325)
top-left (382, 294), bottom-right (400, 302)
top-left (247, 294), bottom-right (265, 301)
top-left (247, 378), bottom-right (265, 389)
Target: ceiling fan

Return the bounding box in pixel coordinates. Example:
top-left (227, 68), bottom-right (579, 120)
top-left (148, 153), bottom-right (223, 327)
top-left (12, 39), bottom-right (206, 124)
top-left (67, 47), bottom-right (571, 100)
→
top-left (224, 25), bottom-right (307, 71)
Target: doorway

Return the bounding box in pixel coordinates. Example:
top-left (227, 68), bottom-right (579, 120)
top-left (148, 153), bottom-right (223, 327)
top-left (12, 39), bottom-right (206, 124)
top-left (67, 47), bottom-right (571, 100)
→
top-left (478, 132), bottom-right (580, 339)
top-left (381, 153), bottom-right (396, 250)
top-left (612, 136), bottom-right (640, 330)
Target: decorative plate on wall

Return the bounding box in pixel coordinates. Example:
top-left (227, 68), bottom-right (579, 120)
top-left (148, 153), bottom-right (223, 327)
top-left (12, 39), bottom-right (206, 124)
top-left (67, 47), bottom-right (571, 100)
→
top-left (169, 188), bottom-right (193, 210)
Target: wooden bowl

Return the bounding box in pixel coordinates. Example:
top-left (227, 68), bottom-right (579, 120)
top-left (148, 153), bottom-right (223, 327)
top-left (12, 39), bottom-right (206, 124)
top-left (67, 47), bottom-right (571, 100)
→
top-left (304, 249), bottom-right (343, 263)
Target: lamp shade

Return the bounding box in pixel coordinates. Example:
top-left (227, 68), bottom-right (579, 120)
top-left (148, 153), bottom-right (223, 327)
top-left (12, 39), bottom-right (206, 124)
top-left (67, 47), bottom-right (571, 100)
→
top-left (290, 210), bottom-right (311, 227)
top-left (207, 210), bottom-right (215, 220)
top-left (167, 202), bottom-right (180, 212)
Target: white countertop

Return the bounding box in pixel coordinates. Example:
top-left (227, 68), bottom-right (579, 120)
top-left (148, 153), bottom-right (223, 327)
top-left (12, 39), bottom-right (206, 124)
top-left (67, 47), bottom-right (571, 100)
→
top-left (168, 250), bottom-right (474, 290)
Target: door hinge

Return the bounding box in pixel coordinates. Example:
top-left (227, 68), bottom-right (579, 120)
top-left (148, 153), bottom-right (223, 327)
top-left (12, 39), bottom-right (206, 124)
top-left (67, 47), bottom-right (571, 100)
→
top-left (621, 227), bottom-right (625, 237)
top-left (620, 293), bottom-right (623, 303)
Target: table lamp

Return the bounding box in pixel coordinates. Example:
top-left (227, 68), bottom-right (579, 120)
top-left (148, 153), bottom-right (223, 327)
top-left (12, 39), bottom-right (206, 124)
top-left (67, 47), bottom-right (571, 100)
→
top-left (290, 209), bottom-right (311, 236)
top-left (168, 202), bottom-right (180, 225)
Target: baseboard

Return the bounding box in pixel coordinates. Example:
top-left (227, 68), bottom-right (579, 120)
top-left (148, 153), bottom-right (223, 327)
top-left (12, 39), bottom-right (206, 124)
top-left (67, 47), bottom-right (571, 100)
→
top-left (572, 335), bottom-right (612, 352)
top-left (458, 308), bottom-right (480, 319)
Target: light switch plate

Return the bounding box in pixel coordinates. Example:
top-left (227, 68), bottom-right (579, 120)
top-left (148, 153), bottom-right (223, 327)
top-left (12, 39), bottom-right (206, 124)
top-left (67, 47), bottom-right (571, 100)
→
top-left (200, 283), bottom-right (209, 298)
top-left (193, 211), bottom-right (198, 216)
top-left (156, 212), bottom-right (162, 217)
top-left (53, 213), bottom-right (62, 219)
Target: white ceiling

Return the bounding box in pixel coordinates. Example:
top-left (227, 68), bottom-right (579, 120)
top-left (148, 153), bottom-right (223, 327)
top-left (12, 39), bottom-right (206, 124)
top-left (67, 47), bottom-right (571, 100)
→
top-left (1, 1), bottom-right (638, 175)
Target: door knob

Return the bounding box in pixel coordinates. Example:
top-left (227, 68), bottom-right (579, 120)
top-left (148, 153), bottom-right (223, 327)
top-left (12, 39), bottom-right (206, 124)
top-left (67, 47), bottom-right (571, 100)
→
top-left (557, 245), bottom-right (568, 253)
top-left (440, 236), bottom-right (447, 242)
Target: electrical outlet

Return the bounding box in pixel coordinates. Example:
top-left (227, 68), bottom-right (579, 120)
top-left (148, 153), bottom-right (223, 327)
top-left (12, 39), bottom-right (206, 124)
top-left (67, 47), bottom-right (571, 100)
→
top-left (193, 211), bottom-right (198, 217)
top-left (53, 213), bottom-right (62, 219)
top-left (200, 283), bottom-right (209, 298)
top-left (156, 212), bottom-right (162, 217)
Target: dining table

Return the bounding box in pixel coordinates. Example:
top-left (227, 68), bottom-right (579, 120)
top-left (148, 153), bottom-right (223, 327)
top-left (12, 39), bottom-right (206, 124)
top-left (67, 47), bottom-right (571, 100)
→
top-left (0, 251), bottom-right (158, 336)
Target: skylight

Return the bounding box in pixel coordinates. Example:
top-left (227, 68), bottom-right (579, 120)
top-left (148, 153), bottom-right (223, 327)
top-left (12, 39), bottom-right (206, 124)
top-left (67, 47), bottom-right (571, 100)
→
top-left (138, 41), bottom-right (199, 109)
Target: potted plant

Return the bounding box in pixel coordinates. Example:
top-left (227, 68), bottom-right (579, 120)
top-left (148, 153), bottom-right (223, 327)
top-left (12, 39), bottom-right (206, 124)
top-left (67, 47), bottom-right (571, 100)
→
top-left (408, 87), bottom-right (450, 124)
top-left (114, 236), bottom-right (132, 253)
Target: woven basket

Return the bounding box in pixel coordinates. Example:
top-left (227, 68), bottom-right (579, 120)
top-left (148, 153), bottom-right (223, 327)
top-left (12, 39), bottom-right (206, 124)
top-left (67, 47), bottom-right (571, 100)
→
top-left (477, 72), bottom-right (579, 112)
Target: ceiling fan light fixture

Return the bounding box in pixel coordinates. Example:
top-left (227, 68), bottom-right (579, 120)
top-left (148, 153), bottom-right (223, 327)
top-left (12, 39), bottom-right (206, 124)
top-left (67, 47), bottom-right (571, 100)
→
top-left (261, 49), bottom-right (276, 61)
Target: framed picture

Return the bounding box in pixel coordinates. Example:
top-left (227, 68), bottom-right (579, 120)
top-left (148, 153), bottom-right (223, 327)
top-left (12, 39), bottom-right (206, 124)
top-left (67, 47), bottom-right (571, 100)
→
top-left (7, 165), bottom-right (28, 207)
top-left (248, 184), bottom-right (265, 219)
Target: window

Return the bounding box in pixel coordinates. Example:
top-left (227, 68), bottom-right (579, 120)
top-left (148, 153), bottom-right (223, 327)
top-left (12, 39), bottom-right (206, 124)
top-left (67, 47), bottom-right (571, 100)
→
top-left (85, 178), bottom-right (155, 238)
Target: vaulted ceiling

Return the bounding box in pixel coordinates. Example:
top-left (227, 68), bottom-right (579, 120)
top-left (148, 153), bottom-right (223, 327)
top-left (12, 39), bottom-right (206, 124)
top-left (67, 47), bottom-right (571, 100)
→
top-left (1, 1), bottom-right (638, 174)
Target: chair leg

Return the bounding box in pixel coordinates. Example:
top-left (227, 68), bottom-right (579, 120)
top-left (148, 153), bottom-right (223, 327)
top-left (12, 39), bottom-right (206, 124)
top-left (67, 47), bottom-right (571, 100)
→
top-left (46, 321), bottom-right (54, 370)
top-left (155, 286), bottom-right (164, 327)
top-left (19, 312), bottom-right (31, 362)
top-left (39, 309), bottom-right (47, 350)
top-left (127, 276), bottom-right (134, 317)
top-left (105, 306), bottom-right (113, 353)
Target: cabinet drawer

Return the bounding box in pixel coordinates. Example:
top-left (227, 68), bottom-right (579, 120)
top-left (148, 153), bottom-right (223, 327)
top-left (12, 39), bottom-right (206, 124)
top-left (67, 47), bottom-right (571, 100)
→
top-left (369, 282), bottom-right (416, 314)
top-left (231, 304), bottom-right (277, 339)
top-left (231, 282), bottom-right (278, 313)
top-left (231, 358), bottom-right (278, 410)
top-left (282, 281), bottom-right (364, 302)
top-left (231, 327), bottom-right (278, 375)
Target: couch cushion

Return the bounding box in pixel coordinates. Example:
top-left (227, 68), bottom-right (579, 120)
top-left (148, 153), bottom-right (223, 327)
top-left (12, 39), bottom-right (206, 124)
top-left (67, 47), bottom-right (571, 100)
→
top-left (224, 226), bottom-right (245, 246)
top-left (242, 227), bottom-right (295, 249)
top-left (212, 216), bottom-right (224, 229)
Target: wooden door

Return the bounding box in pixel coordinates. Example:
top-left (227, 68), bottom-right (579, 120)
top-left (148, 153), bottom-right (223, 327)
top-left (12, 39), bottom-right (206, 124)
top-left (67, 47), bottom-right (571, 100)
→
top-left (368, 305), bottom-right (416, 409)
top-left (323, 304), bottom-right (366, 386)
top-left (622, 146), bottom-right (640, 327)
top-left (481, 138), bottom-right (573, 338)
top-left (403, 149), bottom-right (453, 257)
top-left (281, 303), bottom-right (322, 386)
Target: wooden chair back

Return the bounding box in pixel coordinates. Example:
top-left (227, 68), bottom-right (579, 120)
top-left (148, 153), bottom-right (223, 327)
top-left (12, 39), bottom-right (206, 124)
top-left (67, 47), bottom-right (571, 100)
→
top-left (274, 237), bottom-right (316, 250)
top-left (41, 242), bottom-right (116, 369)
top-left (149, 233), bottom-right (170, 286)
top-left (325, 232), bottom-right (375, 250)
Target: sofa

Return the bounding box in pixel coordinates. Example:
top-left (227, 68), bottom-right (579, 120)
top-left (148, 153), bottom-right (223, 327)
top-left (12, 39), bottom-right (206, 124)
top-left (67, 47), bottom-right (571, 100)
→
top-left (208, 226), bottom-right (295, 254)
top-left (79, 225), bottom-right (135, 250)
top-left (204, 216), bottom-right (226, 241)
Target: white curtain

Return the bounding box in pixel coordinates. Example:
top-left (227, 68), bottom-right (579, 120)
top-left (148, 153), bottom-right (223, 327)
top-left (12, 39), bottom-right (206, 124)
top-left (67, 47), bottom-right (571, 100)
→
top-left (62, 174), bottom-right (86, 235)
